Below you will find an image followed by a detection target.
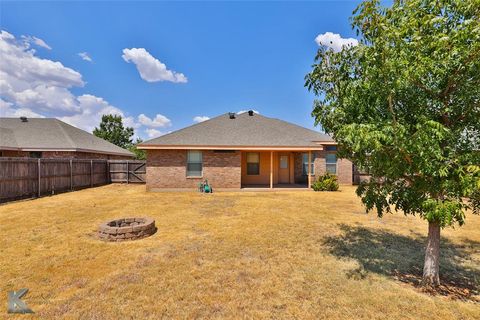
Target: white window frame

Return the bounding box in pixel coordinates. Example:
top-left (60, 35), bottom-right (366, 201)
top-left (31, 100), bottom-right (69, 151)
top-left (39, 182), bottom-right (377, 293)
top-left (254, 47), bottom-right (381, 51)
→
top-left (246, 152), bottom-right (260, 175)
top-left (326, 153), bottom-right (337, 174)
top-left (302, 153), bottom-right (315, 175)
top-left (186, 150), bottom-right (203, 177)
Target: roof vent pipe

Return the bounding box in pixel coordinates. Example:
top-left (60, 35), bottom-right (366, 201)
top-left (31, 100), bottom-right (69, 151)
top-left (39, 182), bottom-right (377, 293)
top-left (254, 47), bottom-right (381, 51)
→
top-left (228, 112), bottom-right (236, 119)
top-left (20, 116), bottom-right (28, 122)
top-left (248, 110), bottom-right (254, 116)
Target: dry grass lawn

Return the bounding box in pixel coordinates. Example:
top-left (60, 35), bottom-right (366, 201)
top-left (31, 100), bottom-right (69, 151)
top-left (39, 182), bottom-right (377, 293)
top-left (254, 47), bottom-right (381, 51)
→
top-left (1, 184), bottom-right (479, 319)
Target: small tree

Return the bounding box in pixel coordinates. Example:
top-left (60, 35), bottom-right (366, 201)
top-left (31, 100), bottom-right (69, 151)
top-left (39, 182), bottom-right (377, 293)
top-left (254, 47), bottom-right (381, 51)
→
top-left (305, 0), bottom-right (480, 287)
top-left (93, 114), bottom-right (134, 149)
top-left (128, 138), bottom-right (146, 160)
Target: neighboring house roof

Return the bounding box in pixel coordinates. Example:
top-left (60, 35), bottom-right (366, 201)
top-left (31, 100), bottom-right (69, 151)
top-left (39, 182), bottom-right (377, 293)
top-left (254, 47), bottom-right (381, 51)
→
top-left (0, 117), bottom-right (134, 157)
top-left (139, 112), bottom-right (334, 150)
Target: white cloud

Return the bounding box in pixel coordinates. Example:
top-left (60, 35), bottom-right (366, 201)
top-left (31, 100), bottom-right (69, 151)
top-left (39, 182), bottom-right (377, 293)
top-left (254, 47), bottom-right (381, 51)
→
top-left (1, 84), bottom-right (80, 113)
top-left (314, 32), bottom-right (358, 52)
top-left (193, 116), bottom-right (210, 123)
top-left (0, 31), bottom-right (83, 89)
top-left (123, 116), bottom-right (141, 130)
top-left (21, 35), bottom-right (52, 50)
top-left (0, 98), bottom-right (13, 110)
top-left (0, 30), bottom-right (84, 114)
top-left (78, 52), bottom-right (92, 62)
top-left (0, 30), bottom-right (171, 141)
top-left (0, 98), bottom-right (45, 118)
top-left (138, 113), bottom-right (171, 128)
top-left (58, 94), bottom-right (127, 132)
top-left (58, 94), bottom-right (142, 139)
top-left (122, 48), bottom-right (187, 83)
top-left (145, 128), bottom-right (163, 138)
top-left (237, 110), bottom-right (259, 115)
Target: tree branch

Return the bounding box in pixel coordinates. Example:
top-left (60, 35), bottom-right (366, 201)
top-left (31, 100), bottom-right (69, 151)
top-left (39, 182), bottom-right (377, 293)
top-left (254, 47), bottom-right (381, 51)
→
top-left (441, 48), bottom-right (480, 99)
top-left (412, 79), bottom-right (440, 99)
top-left (388, 93), bottom-right (397, 125)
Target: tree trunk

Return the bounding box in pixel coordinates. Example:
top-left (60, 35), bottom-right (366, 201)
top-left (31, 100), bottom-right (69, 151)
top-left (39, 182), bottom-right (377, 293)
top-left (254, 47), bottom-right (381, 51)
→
top-left (422, 221), bottom-right (441, 287)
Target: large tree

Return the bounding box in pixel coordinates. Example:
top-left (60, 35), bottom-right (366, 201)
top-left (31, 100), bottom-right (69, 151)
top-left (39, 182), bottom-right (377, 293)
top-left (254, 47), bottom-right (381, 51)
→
top-left (93, 114), bottom-right (134, 149)
top-left (305, 0), bottom-right (480, 287)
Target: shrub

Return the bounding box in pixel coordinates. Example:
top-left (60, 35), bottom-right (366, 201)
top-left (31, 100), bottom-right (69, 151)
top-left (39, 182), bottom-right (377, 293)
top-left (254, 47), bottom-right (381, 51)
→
top-left (311, 173), bottom-right (339, 191)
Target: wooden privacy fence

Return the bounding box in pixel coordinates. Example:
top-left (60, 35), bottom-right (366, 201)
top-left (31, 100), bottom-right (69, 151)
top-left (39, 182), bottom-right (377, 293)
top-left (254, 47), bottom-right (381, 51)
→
top-left (0, 158), bottom-right (147, 203)
top-left (0, 157), bottom-right (111, 203)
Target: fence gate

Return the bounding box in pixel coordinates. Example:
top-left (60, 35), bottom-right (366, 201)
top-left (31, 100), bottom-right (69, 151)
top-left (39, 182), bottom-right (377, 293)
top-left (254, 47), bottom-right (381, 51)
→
top-left (109, 160), bottom-right (146, 183)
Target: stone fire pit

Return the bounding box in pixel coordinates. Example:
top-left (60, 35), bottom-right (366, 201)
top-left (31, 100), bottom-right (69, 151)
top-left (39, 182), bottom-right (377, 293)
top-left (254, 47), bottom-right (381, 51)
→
top-left (98, 217), bottom-right (156, 241)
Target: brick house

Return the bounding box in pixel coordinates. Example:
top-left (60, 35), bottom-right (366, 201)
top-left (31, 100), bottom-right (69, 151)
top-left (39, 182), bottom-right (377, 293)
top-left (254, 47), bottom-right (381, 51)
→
top-left (139, 111), bottom-right (353, 190)
top-left (0, 117), bottom-right (134, 159)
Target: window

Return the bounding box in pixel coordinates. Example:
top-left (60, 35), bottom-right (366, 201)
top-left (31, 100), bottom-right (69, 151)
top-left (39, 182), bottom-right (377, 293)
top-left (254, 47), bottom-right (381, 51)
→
top-left (302, 153), bottom-right (315, 175)
top-left (246, 152), bottom-right (260, 175)
top-left (325, 145), bottom-right (337, 151)
top-left (187, 151), bottom-right (202, 176)
top-left (280, 155), bottom-right (288, 169)
top-left (326, 153), bottom-right (337, 174)
top-left (29, 151), bottom-right (42, 158)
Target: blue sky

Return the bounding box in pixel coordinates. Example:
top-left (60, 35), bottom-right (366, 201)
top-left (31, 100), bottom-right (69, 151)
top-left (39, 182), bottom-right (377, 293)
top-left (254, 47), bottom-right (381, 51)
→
top-left (0, 1), bottom-right (361, 140)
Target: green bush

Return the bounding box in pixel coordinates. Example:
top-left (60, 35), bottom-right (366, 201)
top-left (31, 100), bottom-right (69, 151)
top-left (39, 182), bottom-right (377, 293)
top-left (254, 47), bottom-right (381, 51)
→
top-left (311, 173), bottom-right (339, 191)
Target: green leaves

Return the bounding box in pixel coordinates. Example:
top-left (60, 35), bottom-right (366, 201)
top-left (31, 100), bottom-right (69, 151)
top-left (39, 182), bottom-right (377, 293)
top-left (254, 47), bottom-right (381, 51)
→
top-left (93, 114), bottom-right (134, 149)
top-left (311, 173), bottom-right (339, 191)
top-left (306, 0), bottom-right (480, 228)
top-left (422, 199), bottom-right (466, 227)
top-left (128, 138), bottom-right (146, 160)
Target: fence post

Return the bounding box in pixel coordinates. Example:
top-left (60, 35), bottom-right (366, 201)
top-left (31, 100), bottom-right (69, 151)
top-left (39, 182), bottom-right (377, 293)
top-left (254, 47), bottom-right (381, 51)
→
top-left (90, 160), bottom-right (93, 187)
top-left (37, 158), bottom-right (41, 197)
top-left (126, 160), bottom-right (129, 184)
top-left (70, 159), bottom-right (73, 190)
top-left (106, 160), bottom-right (110, 184)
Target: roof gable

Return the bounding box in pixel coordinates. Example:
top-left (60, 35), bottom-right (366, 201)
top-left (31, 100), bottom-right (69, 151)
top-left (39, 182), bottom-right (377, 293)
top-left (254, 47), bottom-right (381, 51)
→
top-left (140, 112), bottom-right (333, 149)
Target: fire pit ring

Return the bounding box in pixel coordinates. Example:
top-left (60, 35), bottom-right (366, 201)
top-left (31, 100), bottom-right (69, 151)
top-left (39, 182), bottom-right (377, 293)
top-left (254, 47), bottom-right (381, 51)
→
top-left (98, 217), bottom-right (156, 241)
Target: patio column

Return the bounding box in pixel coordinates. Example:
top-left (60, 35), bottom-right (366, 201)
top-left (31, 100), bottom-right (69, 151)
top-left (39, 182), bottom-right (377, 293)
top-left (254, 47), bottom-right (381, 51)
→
top-left (308, 150), bottom-right (312, 189)
top-left (270, 151), bottom-right (273, 189)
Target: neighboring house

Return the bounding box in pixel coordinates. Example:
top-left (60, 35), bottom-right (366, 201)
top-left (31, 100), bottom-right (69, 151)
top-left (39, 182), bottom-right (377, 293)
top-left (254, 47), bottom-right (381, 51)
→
top-left (0, 117), bottom-right (134, 159)
top-left (139, 111), bottom-right (353, 190)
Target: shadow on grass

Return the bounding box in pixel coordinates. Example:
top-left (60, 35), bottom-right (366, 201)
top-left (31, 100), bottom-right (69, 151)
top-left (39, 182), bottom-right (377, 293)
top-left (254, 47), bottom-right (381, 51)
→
top-left (323, 224), bottom-right (480, 301)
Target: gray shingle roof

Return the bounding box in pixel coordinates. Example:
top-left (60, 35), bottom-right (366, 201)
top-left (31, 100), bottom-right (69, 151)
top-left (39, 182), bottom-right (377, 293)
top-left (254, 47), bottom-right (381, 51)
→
top-left (140, 112), bottom-right (333, 148)
top-left (0, 117), bottom-right (134, 156)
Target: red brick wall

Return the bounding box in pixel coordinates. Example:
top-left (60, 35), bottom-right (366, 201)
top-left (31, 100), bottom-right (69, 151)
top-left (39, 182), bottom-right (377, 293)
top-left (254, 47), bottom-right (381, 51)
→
top-left (146, 149), bottom-right (353, 190)
top-left (1, 150), bottom-right (29, 157)
top-left (336, 158), bottom-right (353, 185)
top-left (146, 150), bottom-right (241, 190)
top-left (0, 150), bottom-right (131, 160)
top-left (42, 151), bottom-right (107, 159)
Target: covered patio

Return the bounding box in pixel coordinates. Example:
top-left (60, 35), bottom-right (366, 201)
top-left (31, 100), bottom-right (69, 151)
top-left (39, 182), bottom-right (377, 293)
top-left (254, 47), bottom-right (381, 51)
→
top-left (240, 149), bottom-right (318, 189)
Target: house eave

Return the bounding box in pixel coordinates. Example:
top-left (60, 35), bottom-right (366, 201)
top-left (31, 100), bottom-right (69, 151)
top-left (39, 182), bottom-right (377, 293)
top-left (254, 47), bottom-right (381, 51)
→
top-left (0, 146), bottom-right (19, 151)
top-left (313, 141), bottom-right (336, 145)
top-left (1, 146), bottom-right (133, 157)
top-left (137, 145), bottom-right (328, 151)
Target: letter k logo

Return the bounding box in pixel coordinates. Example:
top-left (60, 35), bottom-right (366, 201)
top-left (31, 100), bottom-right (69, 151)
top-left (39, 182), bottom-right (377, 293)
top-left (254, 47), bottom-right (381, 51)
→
top-left (8, 288), bottom-right (34, 313)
